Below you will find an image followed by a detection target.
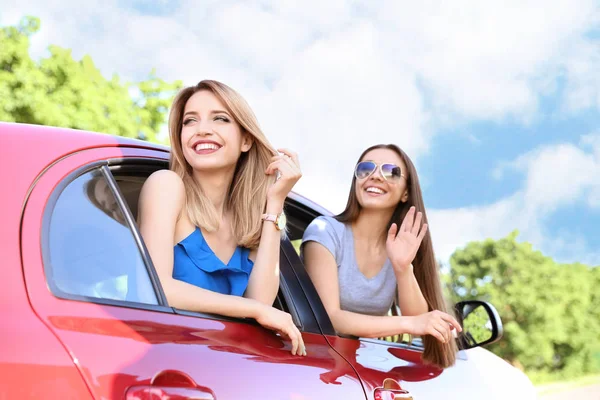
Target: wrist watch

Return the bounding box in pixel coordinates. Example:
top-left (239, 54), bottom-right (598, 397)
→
top-left (262, 212), bottom-right (287, 231)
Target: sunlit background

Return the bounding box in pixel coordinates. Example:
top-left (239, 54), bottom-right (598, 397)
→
top-left (1, 0), bottom-right (599, 392)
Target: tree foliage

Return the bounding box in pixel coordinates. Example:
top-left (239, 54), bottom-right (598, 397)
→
top-left (447, 230), bottom-right (600, 382)
top-left (0, 16), bottom-right (182, 142)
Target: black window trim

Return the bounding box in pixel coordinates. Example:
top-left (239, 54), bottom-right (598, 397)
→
top-left (281, 196), bottom-right (338, 336)
top-left (41, 161), bottom-right (173, 314)
top-left (280, 238), bottom-right (335, 335)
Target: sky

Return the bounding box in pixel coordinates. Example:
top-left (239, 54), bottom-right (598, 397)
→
top-left (2, 0), bottom-right (600, 266)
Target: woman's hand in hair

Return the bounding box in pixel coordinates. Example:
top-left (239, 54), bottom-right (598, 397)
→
top-left (255, 304), bottom-right (307, 356)
top-left (386, 206), bottom-right (428, 275)
top-left (265, 148), bottom-right (302, 207)
top-left (405, 310), bottom-right (462, 344)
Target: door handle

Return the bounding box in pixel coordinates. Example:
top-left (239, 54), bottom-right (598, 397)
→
top-left (374, 378), bottom-right (413, 400)
top-left (126, 385), bottom-right (215, 400)
top-left (126, 369), bottom-right (216, 400)
top-left (373, 388), bottom-right (413, 400)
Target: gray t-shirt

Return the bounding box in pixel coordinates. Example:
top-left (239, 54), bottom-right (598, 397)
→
top-left (301, 216), bottom-right (397, 316)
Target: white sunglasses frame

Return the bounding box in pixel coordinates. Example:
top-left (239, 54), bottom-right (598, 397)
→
top-left (354, 161), bottom-right (406, 182)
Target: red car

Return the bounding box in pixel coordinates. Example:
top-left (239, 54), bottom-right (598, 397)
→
top-left (1, 122), bottom-right (536, 399)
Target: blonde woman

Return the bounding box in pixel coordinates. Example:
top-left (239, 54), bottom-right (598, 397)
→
top-left (138, 80), bottom-right (305, 356)
top-left (301, 144), bottom-right (461, 367)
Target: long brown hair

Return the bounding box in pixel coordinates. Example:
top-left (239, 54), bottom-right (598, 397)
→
top-left (337, 144), bottom-right (458, 368)
top-left (168, 80), bottom-right (277, 249)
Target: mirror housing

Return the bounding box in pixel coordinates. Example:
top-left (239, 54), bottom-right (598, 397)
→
top-left (454, 300), bottom-right (503, 350)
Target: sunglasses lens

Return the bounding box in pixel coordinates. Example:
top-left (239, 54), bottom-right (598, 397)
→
top-left (381, 164), bottom-right (402, 181)
top-left (355, 161), bottom-right (376, 179)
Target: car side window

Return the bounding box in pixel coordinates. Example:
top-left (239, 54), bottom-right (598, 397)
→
top-left (46, 168), bottom-right (158, 305)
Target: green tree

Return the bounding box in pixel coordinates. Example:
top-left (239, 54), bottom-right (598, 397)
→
top-left (0, 16), bottom-right (182, 142)
top-left (447, 231), bottom-right (600, 382)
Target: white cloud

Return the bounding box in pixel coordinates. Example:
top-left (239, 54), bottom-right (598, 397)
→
top-left (429, 193), bottom-right (531, 263)
top-left (377, 0), bottom-right (600, 123)
top-left (562, 37), bottom-right (600, 113)
top-left (3, 1), bottom-right (600, 212)
top-left (430, 133), bottom-right (600, 263)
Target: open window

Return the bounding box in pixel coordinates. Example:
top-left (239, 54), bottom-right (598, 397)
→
top-left (43, 157), bottom-right (303, 328)
top-left (108, 160), bottom-right (298, 320)
top-left (282, 193), bottom-right (425, 347)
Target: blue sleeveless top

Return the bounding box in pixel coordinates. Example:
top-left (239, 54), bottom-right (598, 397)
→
top-left (173, 227), bottom-right (254, 296)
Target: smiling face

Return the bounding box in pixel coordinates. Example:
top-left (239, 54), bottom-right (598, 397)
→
top-left (354, 148), bottom-right (409, 211)
top-left (180, 90), bottom-right (253, 172)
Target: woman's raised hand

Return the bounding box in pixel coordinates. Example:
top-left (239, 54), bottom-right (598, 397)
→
top-left (265, 148), bottom-right (302, 205)
top-left (386, 206), bottom-right (428, 275)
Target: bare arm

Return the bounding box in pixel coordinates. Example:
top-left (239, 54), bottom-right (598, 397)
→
top-left (243, 197), bottom-right (282, 305)
top-left (387, 207), bottom-right (429, 316)
top-left (304, 241), bottom-right (410, 338)
top-left (245, 148), bottom-right (302, 305)
top-left (395, 268), bottom-right (429, 316)
top-left (304, 242), bottom-right (461, 342)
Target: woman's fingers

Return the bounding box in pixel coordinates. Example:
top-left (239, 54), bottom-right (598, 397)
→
top-left (281, 154), bottom-right (301, 175)
top-left (271, 152), bottom-right (300, 173)
top-left (437, 322), bottom-right (452, 343)
top-left (432, 322), bottom-right (451, 343)
top-left (440, 313), bottom-right (463, 332)
top-left (289, 326), bottom-right (299, 355)
top-left (278, 163), bottom-right (297, 182)
top-left (424, 311), bottom-right (462, 343)
top-left (277, 148), bottom-right (300, 167)
top-left (265, 160), bottom-right (285, 175)
top-left (428, 325), bottom-right (446, 343)
top-left (266, 157), bottom-right (300, 178)
top-left (411, 211), bottom-right (423, 235)
top-left (266, 159), bottom-right (293, 176)
top-left (296, 325), bottom-right (306, 356)
top-left (283, 323), bottom-right (305, 356)
top-left (387, 223), bottom-right (398, 242)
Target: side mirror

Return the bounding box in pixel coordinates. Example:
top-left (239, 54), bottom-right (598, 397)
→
top-left (454, 300), bottom-right (503, 350)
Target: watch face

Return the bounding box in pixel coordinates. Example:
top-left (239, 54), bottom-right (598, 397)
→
top-left (276, 213), bottom-right (287, 230)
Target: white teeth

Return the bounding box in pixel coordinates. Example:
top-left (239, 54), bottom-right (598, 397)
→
top-left (195, 143), bottom-right (220, 151)
top-left (366, 187), bottom-right (385, 194)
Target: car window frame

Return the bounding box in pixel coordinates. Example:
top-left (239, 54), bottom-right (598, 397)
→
top-left (42, 156), bottom-right (321, 333)
top-left (41, 161), bottom-right (172, 313)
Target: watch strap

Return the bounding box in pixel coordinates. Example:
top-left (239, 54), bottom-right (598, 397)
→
top-left (261, 213), bottom-right (278, 222)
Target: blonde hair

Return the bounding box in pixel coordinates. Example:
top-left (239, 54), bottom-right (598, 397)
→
top-left (168, 80), bottom-right (277, 249)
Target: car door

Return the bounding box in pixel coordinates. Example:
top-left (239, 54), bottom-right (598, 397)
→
top-left (21, 145), bottom-right (368, 400)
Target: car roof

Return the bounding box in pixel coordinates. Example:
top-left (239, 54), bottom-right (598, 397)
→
top-left (1, 122), bottom-right (170, 155)
top-left (3, 121), bottom-right (167, 188)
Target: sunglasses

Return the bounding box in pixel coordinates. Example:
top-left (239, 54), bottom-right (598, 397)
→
top-left (354, 161), bottom-right (405, 182)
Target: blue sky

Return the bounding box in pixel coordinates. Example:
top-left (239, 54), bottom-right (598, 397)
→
top-left (2, 0), bottom-right (599, 266)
